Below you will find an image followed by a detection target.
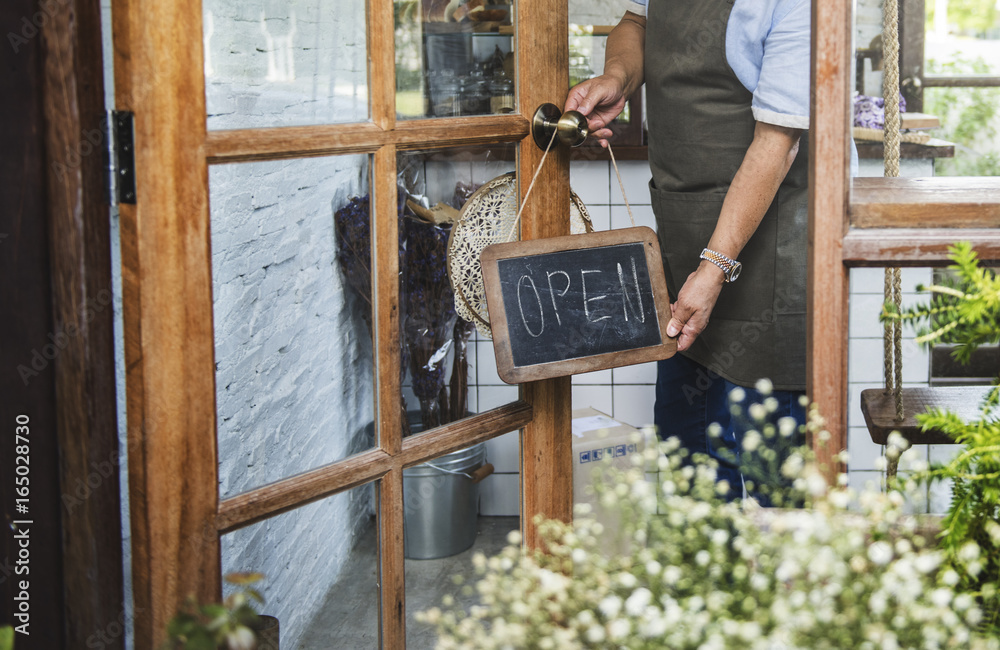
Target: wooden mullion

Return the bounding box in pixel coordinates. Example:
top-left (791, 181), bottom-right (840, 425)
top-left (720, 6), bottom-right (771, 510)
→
top-left (371, 141), bottom-right (406, 648)
top-left (516, 0), bottom-right (574, 549)
top-left (394, 115), bottom-right (530, 150)
top-left (113, 0), bottom-right (220, 645)
top-left (368, 0), bottom-right (395, 130)
top-left (206, 123), bottom-right (388, 163)
top-left (843, 228), bottom-right (1000, 265)
top-left (399, 402), bottom-right (534, 468)
top-left (204, 116), bottom-right (531, 164)
top-left (378, 468), bottom-right (406, 650)
top-left (215, 449), bottom-right (393, 534)
top-left (807, 0), bottom-right (852, 481)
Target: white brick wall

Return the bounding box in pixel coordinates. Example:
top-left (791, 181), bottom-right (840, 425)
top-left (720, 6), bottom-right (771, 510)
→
top-left (203, 0), bottom-right (368, 130)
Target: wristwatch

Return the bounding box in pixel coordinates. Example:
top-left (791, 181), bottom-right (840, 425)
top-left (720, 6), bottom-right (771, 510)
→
top-left (699, 248), bottom-right (742, 283)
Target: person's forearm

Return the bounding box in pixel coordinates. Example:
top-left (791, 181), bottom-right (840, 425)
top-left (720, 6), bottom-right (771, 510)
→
top-left (701, 122), bottom-right (802, 278)
top-left (603, 12), bottom-right (646, 98)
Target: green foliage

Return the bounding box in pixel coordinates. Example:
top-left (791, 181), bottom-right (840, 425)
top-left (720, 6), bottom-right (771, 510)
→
top-left (163, 573), bottom-right (266, 650)
top-left (0, 626), bottom-right (12, 650)
top-left (927, 0), bottom-right (1000, 36)
top-left (923, 57), bottom-right (1000, 177)
top-left (882, 241), bottom-right (1000, 632)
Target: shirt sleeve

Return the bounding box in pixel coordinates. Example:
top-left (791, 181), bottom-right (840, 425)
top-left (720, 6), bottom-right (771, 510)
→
top-left (622, 0), bottom-right (647, 17)
top-left (752, 0), bottom-right (810, 129)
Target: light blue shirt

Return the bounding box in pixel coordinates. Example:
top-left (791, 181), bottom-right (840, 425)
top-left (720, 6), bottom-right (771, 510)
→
top-left (625, 0), bottom-right (811, 129)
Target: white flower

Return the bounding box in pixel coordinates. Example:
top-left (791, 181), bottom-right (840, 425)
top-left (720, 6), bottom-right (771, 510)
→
top-left (607, 618), bottom-right (631, 641)
top-left (748, 403), bottom-right (766, 422)
top-left (625, 588), bottom-right (652, 617)
top-left (742, 430), bottom-right (762, 452)
top-left (695, 550), bottom-right (711, 567)
top-left (645, 560), bottom-right (662, 576)
top-left (506, 530), bottom-right (522, 546)
top-left (958, 541), bottom-right (981, 563)
top-left (755, 378), bottom-right (773, 395)
top-left (931, 588), bottom-right (953, 608)
top-left (729, 387), bottom-right (746, 404)
top-left (225, 626), bottom-right (256, 650)
top-left (599, 595), bottom-right (622, 619)
top-left (584, 624), bottom-right (605, 643)
top-left (867, 541), bottom-right (893, 566)
top-left (777, 416), bottom-right (797, 437)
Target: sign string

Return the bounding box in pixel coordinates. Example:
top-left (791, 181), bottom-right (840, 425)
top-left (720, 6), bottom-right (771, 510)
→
top-left (504, 132), bottom-right (637, 243)
top-left (504, 128), bottom-right (559, 243)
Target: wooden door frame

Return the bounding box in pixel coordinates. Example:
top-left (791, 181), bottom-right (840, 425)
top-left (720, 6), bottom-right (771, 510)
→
top-left (3, 0), bottom-right (124, 647)
top-left (112, 0), bottom-right (572, 647)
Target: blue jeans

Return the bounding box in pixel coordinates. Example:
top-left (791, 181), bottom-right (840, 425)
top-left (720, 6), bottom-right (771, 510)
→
top-left (654, 354), bottom-right (805, 505)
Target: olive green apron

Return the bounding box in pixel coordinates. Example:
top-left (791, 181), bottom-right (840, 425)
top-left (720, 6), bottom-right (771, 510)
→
top-left (645, 0), bottom-right (809, 390)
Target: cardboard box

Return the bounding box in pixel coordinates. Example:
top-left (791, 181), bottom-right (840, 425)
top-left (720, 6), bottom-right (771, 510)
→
top-left (572, 407), bottom-right (661, 497)
top-left (571, 408), bottom-right (660, 552)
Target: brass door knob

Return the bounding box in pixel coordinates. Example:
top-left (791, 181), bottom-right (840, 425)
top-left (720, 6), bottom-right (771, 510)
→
top-left (531, 103), bottom-right (590, 150)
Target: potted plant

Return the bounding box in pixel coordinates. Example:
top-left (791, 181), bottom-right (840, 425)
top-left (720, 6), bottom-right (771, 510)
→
top-left (163, 572), bottom-right (278, 650)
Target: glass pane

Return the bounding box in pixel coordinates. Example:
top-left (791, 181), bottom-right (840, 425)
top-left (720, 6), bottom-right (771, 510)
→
top-left (221, 482), bottom-right (379, 649)
top-left (203, 0), bottom-right (368, 130)
top-left (923, 2), bottom-right (1000, 177)
top-left (406, 515), bottom-right (519, 647)
top-left (211, 155), bottom-right (375, 498)
top-left (394, 145), bottom-right (518, 438)
top-left (923, 85), bottom-right (1000, 177)
top-left (924, 0), bottom-right (1000, 73)
top-left (395, 1), bottom-right (516, 119)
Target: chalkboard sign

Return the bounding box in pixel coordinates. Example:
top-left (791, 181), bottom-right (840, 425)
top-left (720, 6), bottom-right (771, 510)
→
top-left (481, 226), bottom-right (676, 384)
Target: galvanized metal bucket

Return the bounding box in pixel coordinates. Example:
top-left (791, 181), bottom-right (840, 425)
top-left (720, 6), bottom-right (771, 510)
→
top-left (403, 442), bottom-right (489, 559)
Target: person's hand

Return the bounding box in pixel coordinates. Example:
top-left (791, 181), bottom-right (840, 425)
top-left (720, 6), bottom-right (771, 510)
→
top-left (666, 263), bottom-right (726, 352)
top-left (564, 75), bottom-right (628, 146)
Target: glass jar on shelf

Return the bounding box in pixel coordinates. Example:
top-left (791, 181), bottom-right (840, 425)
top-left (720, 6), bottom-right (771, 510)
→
top-left (488, 72), bottom-right (514, 114)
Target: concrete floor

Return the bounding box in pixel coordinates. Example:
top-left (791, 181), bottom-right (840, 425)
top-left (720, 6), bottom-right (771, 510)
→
top-left (298, 516), bottom-right (519, 649)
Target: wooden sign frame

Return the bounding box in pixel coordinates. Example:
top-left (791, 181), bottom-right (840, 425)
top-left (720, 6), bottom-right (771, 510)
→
top-left (481, 226), bottom-right (676, 384)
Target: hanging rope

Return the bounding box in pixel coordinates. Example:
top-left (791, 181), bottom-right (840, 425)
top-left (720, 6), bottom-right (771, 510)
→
top-left (882, 0), bottom-right (905, 421)
top-left (608, 143), bottom-right (637, 228)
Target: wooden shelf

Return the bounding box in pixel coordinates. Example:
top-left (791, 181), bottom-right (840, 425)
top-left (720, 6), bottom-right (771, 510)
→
top-left (855, 138), bottom-right (954, 160)
top-left (850, 176), bottom-right (1000, 229)
top-left (861, 386), bottom-right (994, 445)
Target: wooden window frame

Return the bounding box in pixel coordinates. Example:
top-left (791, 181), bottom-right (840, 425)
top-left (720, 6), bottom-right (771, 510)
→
top-left (808, 0), bottom-right (1000, 482)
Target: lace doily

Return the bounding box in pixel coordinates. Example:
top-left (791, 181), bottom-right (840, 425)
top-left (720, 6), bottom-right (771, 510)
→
top-left (447, 172), bottom-right (593, 338)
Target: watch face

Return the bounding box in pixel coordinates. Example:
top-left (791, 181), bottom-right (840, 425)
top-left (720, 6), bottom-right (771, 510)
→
top-left (728, 262), bottom-right (742, 282)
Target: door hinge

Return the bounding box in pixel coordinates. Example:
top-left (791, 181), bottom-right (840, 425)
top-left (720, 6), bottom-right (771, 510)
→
top-left (107, 110), bottom-right (136, 205)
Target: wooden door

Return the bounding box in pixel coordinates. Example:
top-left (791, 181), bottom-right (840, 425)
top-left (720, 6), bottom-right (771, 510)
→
top-left (111, 1), bottom-right (573, 647)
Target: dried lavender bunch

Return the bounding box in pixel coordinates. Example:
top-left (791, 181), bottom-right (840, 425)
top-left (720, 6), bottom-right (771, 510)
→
top-left (334, 192), bottom-right (413, 437)
top-left (334, 195), bottom-right (373, 333)
top-left (403, 214), bottom-right (458, 430)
